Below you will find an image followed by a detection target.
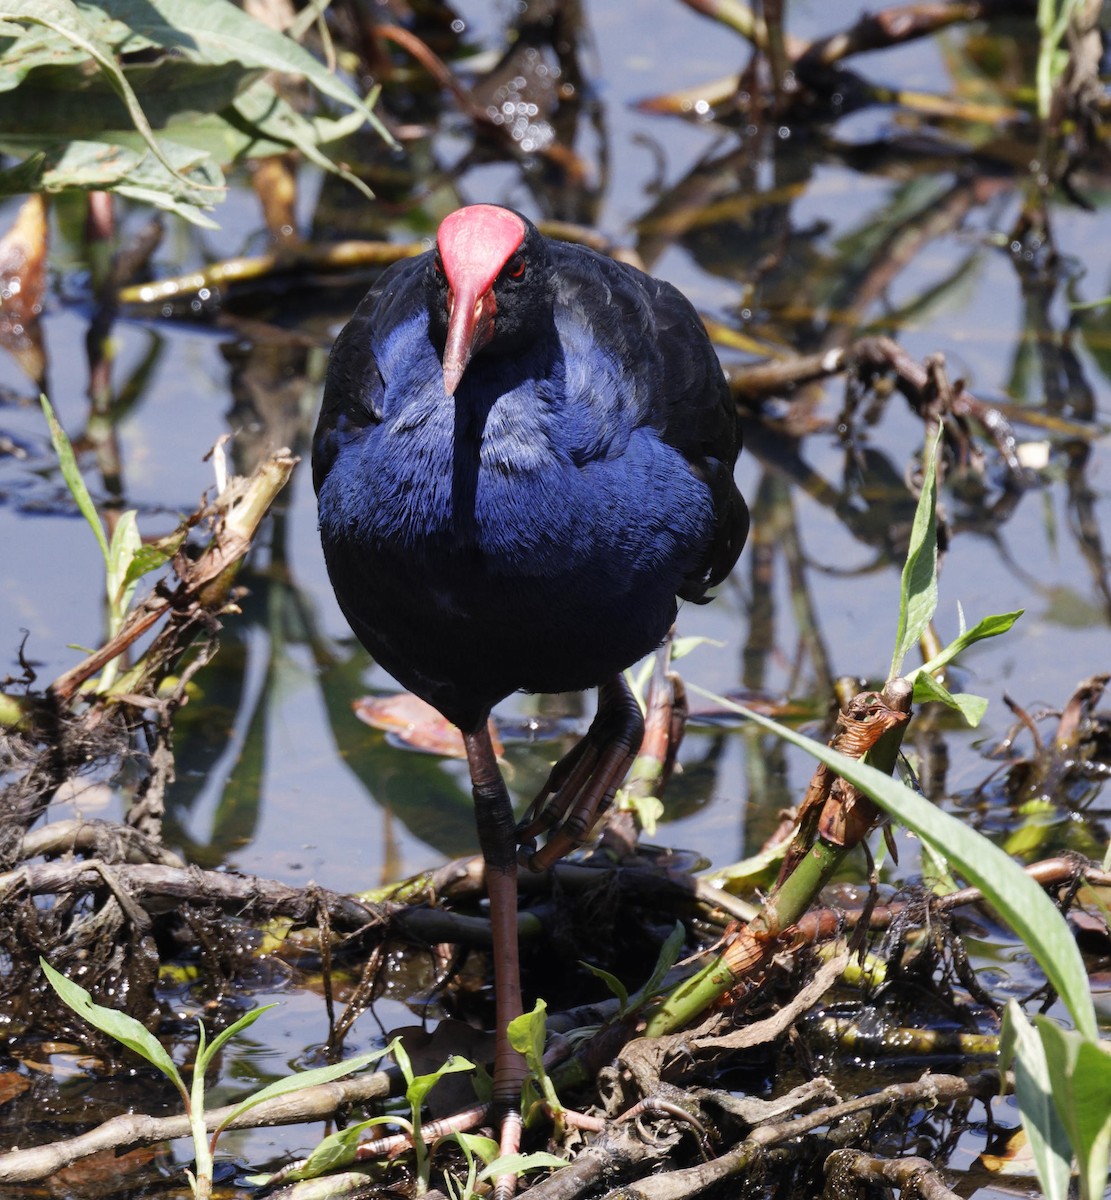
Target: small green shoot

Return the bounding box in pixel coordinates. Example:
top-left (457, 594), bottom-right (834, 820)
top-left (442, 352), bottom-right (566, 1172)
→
top-left (585, 921), bottom-right (685, 1018)
top-left (41, 958), bottom-right (384, 1198)
top-left (508, 999), bottom-right (561, 1127)
top-left (887, 428), bottom-right (1021, 726)
top-left (392, 1039), bottom-right (477, 1195)
top-left (39, 395), bottom-right (179, 691)
top-left (890, 427), bottom-right (941, 681)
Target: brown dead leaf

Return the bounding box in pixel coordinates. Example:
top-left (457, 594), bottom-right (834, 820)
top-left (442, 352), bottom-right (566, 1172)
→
top-left (0, 1072), bottom-right (31, 1105)
top-left (353, 692), bottom-right (503, 759)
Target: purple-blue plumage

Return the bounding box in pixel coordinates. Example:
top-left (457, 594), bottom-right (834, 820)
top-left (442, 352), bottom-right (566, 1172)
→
top-left (313, 207), bottom-right (747, 734)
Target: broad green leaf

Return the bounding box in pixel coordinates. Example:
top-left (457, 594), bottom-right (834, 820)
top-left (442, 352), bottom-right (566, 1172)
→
top-left (477, 1152), bottom-right (566, 1181)
top-left (40, 396), bottom-right (109, 561)
top-left (999, 1002), bottom-right (1072, 1200)
top-left (217, 1048), bottom-right (391, 1137)
top-left (703, 693), bottom-right (1098, 1039)
top-left (911, 671), bottom-right (989, 727)
top-left (89, 0), bottom-right (393, 146)
top-left (0, 139), bottom-right (221, 226)
top-left (41, 958), bottom-right (186, 1094)
top-left (910, 610), bottom-right (1024, 680)
top-left (890, 428), bottom-right (941, 679)
top-left (404, 1054), bottom-right (476, 1113)
top-left (507, 1001), bottom-right (547, 1073)
top-left (0, 0), bottom-right (200, 189)
top-left (197, 1003), bottom-right (276, 1069)
top-left (1035, 1018), bottom-right (1111, 1200)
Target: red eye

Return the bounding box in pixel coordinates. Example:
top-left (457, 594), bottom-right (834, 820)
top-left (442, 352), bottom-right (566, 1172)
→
top-left (507, 256), bottom-right (526, 279)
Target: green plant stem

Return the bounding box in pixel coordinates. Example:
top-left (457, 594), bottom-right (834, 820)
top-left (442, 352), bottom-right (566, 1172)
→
top-left (643, 680), bottom-right (911, 1038)
top-left (189, 1036), bottom-right (212, 1199)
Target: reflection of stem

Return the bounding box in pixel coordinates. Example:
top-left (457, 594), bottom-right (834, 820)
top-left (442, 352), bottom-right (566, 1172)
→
top-left (1064, 440), bottom-right (1111, 620)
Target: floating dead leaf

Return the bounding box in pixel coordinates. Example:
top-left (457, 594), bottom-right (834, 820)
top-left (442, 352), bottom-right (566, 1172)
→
top-left (979, 1127), bottom-right (1037, 1175)
top-left (353, 692), bottom-right (503, 759)
top-left (0, 193), bottom-right (47, 332)
top-left (0, 1072), bottom-right (30, 1105)
top-left (53, 1144), bottom-right (163, 1194)
top-left (0, 193), bottom-right (48, 385)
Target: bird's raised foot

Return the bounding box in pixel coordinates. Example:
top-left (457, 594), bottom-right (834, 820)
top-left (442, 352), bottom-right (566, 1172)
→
top-left (516, 674), bottom-right (645, 872)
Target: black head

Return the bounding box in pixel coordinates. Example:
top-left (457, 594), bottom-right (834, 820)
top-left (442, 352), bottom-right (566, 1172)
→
top-left (427, 205), bottom-right (553, 396)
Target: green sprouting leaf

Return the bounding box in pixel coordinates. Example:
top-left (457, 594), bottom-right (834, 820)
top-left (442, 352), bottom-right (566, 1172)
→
top-left (910, 610), bottom-right (1024, 680)
top-left (40, 958), bottom-right (186, 1094)
top-left (999, 1002), bottom-right (1072, 1200)
top-left (0, 0), bottom-right (201, 190)
top-left (217, 1048), bottom-right (392, 1137)
top-left (670, 635), bottom-right (721, 661)
top-left (404, 1054), bottom-right (476, 1114)
top-left (703, 693), bottom-right (1099, 1040)
top-left (626, 921), bottom-right (686, 1014)
top-left (911, 671), bottom-right (989, 727)
top-left (121, 539), bottom-right (178, 592)
top-left (582, 963), bottom-right (628, 1013)
top-left (890, 427), bottom-right (941, 680)
top-left (506, 1001), bottom-right (546, 1075)
top-left (1035, 1017), bottom-right (1111, 1200)
top-left (624, 792), bottom-right (664, 836)
top-left (438, 1131), bottom-right (500, 1164)
top-left (197, 1004), bottom-right (276, 1071)
top-left (106, 510), bottom-right (142, 613)
top-left (267, 1114), bottom-right (398, 1183)
top-left (40, 395), bottom-right (108, 562)
top-left (477, 1152), bottom-right (566, 1182)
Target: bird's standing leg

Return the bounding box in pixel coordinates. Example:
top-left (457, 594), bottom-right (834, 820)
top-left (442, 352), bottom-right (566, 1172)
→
top-left (516, 675), bottom-right (645, 871)
top-left (462, 725), bottom-right (526, 1179)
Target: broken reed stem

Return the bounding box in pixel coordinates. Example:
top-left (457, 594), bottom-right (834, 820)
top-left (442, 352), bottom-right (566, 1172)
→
top-left (642, 678), bottom-right (913, 1037)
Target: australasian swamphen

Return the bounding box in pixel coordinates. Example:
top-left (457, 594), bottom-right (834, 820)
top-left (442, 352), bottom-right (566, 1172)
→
top-left (313, 203), bottom-right (748, 1162)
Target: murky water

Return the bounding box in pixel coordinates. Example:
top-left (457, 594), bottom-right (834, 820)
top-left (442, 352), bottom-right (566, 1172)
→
top-left (2, 0), bottom-right (1110, 1193)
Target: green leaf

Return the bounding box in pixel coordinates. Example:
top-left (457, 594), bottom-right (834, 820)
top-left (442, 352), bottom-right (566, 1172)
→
top-left (477, 1152), bottom-right (566, 1182)
top-left (0, 0), bottom-right (201, 190)
top-left (626, 922), bottom-right (686, 1014)
top-left (269, 1114), bottom-right (398, 1183)
top-left (911, 672), bottom-right (988, 727)
top-left (106, 510), bottom-right (142, 612)
top-left (582, 963), bottom-right (628, 1013)
top-left (121, 540), bottom-right (177, 591)
top-left (506, 1001), bottom-right (547, 1075)
top-left (890, 427), bottom-right (941, 679)
top-left (40, 958), bottom-right (186, 1095)
top-left (437, 1131), bottom-right (500, 1164)
top-left (91, 0), bottom-right (394, 147)
top-left (40, 395), bottom-right (108, 562)
top-left (197, 1004), bottom-right (276, 1071)
top-left (404, 1054), bottom-right (476, 1115)
top-left (910, 610), bottom-right (1024, 680)
top-left (217, 1048), bottom-right (392, 1136)
top-left (701, 693), bottom-right (1099, 1039)
top-left (999, 1002), bottom-right (1073, 1200)
top-left (1035, 1018), bottom-right (1111, 1200)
